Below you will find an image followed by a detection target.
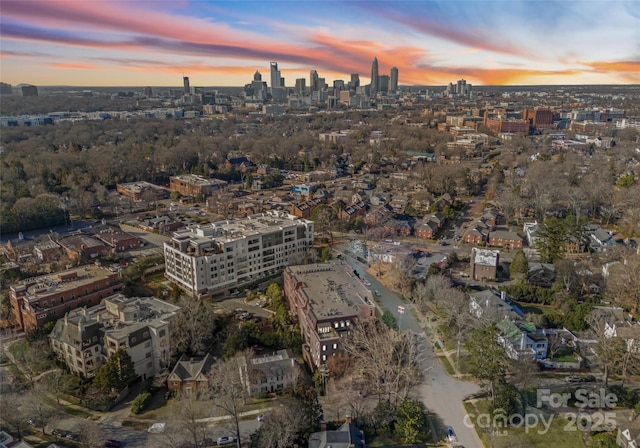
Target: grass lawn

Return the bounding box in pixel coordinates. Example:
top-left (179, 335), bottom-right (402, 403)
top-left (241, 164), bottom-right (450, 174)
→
top-left (465, 399), bottom-right (586, 448)
top-left (367, 434), bottom-right (435, 447)
top-left (438, 355), bottom-right (456, 375)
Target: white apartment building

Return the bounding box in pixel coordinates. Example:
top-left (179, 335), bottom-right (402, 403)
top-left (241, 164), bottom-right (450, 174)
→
top-left (164, 211), bottom-right (314, 296)
top-left (49, 294), bottom-right (180, 380)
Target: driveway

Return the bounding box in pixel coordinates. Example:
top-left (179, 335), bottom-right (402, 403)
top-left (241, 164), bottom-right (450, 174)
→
top-left (335, 247), bottom-right (483, 447)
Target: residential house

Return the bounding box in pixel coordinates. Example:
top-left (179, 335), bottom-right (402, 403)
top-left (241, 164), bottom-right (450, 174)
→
top-left (364, 204), bottom-right (393, 227)
top-left (464, 222), bottom-right (489, 245)
top-left (33, 240), bottom-right (63, 262)
top-left (167, 354), bottom-right (215, 394)
top-left (309, 416), bottom-right (365, 448)
top-left (585, 224), bottom-right (615, 251)
top-left (224, 156), bottom-right (251, 170)
top-left (337, 201), bottom-right (367, 221)
top-left (237, 349), bottom-right (299, 396)
top-left (470, 248), bottom-right (500, 281)
top-left (469, 289), bottom-right (524, 323)
top-left (523, 222), bottom-right (539, 247)
top-left (488, 230), bottom-right (523, 249)
top-left (139, 216), bottom-right (184, 234)
top-left (415, 220), bottom-right (439, 239)
top-left (527, 262), bottom-right (556, 287)
top-left (482, 208), bottom-right (501, 229)
top-left (383, 219), bottom-right (412, 237)
top-left (617, 425), bottom-right (640, 448)
top-left (496, 319), bottom-right (548, 360)
top-left (57, 233), bottom-right (108, 261)
top-left (290, 200), bottom-right (319, 219)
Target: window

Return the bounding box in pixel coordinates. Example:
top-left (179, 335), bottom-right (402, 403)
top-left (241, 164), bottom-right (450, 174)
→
top-left (322, 345), bottom-right (326, 352)
top-left (322, 355), bottom-right (327, 361)
top-left (333, 343), bottom-right (338, 350)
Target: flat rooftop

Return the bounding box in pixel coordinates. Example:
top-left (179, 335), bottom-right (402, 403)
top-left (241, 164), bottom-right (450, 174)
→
top-left (170, 211), bottom-right (311, 245)
top-left (171, 174), bottom-right (228, 187)
top-left (11, 264), bottom-right (118, 302)
top-left (287, 261), bottom-right (374, 320)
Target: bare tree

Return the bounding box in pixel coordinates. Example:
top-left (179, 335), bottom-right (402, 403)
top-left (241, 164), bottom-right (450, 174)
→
top-left (171, 296), bottom-right (220, 357)
top-left (77, 421), bottom-right (104, 448)
top-left (254, 397), bottom-right (305, 448)
top-left (172, 394), bottom-right (209, 448)
top-left (438, 288), bottom-right (475, 362)
top-left (23, 385), bottom-right (57, 435)
top-left (207, 355), bottom-right (248, 448)
top-left (343, 321), bottom-right (424, 408)
top-left (606, 253), bottom-right (640, 314)
top-left (587, 315), bottom-right (625, 388)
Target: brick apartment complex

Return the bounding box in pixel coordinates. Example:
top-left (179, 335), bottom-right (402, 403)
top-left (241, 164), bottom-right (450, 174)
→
top-left (523, 108), bottom-right (554, 128)
top-left (94, 227), bottom-right (142, 252)
top-left (470, 248), bottom-right (500, 281)
top-left (49, 294), bottom-right (179, 379)
top-left (169, 174), bottom-right (228, 198)
top-left (116, 181), bottom-right (169, 202)
top-left (164, 211), bottom-right (313, 296)
top-left (284, 261), bottom-right (377, 369)
top-left (485, 117), bottom-right (530, 134)
top-left (9, 265), bottom-right (122, 331)
top-left (488, 230), bottom-right (523, 249)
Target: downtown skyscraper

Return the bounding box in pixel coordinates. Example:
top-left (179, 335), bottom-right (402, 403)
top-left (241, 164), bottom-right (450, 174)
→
top-left (270, 62), bottom-right (281, 89)
top-left (370, 57), bottom-right (379, 95)
top-left (390, 67), bottom-right (398, 93)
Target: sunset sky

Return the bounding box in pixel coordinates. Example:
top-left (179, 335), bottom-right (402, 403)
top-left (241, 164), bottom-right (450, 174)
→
top-left (1, 0), bottom-right (639, 87)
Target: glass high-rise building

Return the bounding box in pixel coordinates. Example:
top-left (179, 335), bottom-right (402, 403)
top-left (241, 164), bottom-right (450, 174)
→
top-left (270, 62), bottom-right (281, 89)
top-left (310, 70), bottom-right (319, 92)
top-left (370, 57), bottom-right (379, 95)
top-left (183, 76), bottom-right (190, 95)
top-left (390, 67), bottom-right (398, 93)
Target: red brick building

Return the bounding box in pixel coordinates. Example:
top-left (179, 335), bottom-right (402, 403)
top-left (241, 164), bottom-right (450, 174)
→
top-left (167, 354), bottom-right (214, 394)
top-left (9, 265), bottom-right (122, 331)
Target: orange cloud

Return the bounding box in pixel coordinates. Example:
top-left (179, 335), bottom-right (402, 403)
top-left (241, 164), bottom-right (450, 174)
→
top-left (580, 60), bottom-right (640, 74)
top-left (46, 62), bottom-right (102, 70)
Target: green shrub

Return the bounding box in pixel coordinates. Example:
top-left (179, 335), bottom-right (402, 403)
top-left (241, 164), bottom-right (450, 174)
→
top-left (131, 391), bottom-right (152, 414)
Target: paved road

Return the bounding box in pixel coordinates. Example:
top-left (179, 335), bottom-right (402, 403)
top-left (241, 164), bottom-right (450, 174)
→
top-left (336, 247), bottom-right (482, 448)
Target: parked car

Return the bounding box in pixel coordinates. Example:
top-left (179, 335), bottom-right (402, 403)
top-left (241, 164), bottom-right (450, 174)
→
top-left (374, 290), bottom-right (381, 297)
top-left (148, 422), bottom-right (166, 433)
top-left (216, 436), bottom-right (237, 445)
top-left (565, 375), bottom-right (581, 383)
top-left (446, 427), bottom-right (457, 443)
top-left (257, 414), bottom-right (266, 422)
top-left (52, 428), bottom-right (69, 437)
top-left (104, 440), bottom-right (122, 448)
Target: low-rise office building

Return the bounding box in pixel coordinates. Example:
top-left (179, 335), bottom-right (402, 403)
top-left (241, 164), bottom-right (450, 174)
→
top-left (164, 211), bottom-right (313, 296)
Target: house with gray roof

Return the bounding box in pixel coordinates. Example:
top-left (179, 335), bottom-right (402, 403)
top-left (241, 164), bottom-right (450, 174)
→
top-left (309, 416), bottom-right (365, 448)
top-left (167, 353), bottom-right (214, 394)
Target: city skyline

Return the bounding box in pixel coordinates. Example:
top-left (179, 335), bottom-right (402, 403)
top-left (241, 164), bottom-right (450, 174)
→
top-left (0, 0), bottom-right (638, 87)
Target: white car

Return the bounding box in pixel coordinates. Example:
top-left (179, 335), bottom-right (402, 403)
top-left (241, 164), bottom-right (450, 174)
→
top-left (363, 279), bottom-right (371, 287)
top-left (217, 436), bottom-right (237, 445)
top-left (147, 423), bottom-right (166, 433)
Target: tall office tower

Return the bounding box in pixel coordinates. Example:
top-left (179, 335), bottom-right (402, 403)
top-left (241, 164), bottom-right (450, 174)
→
top-left (378, 75), bottom-right (389, 93)
top-left (310, 70), bottom-right (319, 92)
top-left (333, 80), bottom-right (345, 90)
top-left (270, 62), bottom-right (281, 89)
top-left (456, 79), bottom-right (466, 96)
top-left (183, 76), bottom-right (190, 95)
top-left (350, 73), bottom-right (360, 89)
top-left (295, 78), bottom-right (306, 96)
top-left (144, 86), bottom-right (153, 97)
top-left (370, 57), bottom-right (379, 95)
top-left (280, 77), bottom-right (285, 87)
top-left (254, 70), bottom-right (262, 81)
top-left (390, 67), bottom-right (398, 93)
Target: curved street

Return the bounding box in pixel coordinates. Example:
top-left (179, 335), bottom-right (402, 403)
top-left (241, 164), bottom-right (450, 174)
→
top-left (335, 245), bottom-right (483, 447)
